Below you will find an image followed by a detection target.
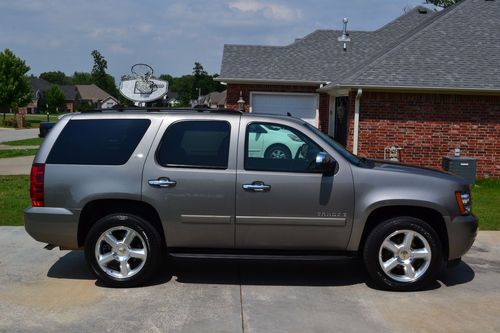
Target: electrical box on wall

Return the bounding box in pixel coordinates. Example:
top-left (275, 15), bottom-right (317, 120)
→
top-left (442, 156), bottom-right (477, 184)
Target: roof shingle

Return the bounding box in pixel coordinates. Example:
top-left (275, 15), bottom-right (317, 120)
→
top-left (218, 6), bottom-right (437, 83)
top-left (337, 0), bottom-right (500, 90)
top-left (219, 0), bottom-right (500, 91)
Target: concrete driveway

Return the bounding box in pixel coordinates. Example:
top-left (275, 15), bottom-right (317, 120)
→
top-left (0, 227), bottom-right (499, 333)
top-left (0, 128), bottom-right (39, 143)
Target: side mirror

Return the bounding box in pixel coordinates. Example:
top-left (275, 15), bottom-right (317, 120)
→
top-left (315, 152), bottom-right (337, 175)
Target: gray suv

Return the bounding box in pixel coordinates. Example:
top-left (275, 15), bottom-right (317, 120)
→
top-left (24, 109), bottom-right (477, 291)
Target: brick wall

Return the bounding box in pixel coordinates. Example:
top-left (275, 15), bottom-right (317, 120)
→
top-left (346, 91), bottom-right (500, 178)
top-left (226, 83), bottom-right (330, 132)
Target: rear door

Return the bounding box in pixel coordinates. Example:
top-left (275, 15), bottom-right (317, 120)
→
top-left (235, 117), bottom-right (354, 250)
top-left (142, 114), bottom-right (240, 248)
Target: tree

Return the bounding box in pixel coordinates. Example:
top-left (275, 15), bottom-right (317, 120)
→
top-left (91, 50), bottom-right (108, 86)
top-left (159, 63), bottom-right (226, 107)
top-left (0, 49), bottom-right (32, 112)
top-left (44, 85), bottom-right (65, 112)
top-left (425, 0), bottom-right (461, 8)
top-left (40, 71), bottom-right (72, 85)
top-left (192, 62), bottom-right (208, 77)
top-left (90, 50), bottom-right (118, 97)
top-left (72, 71), bottom-right (94, 85)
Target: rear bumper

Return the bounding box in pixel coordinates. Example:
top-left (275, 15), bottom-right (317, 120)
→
top-left (447, 214), bottom-right (478, 260)
top-left (24, 207), bottom-right (80, 249)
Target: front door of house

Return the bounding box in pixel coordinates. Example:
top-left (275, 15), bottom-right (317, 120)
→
top-left (334, 96), bottom-right (349, 147)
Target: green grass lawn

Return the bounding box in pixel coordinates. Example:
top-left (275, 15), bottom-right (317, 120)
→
top-left (0, 176), bottom-right (498, 228)
top-left (0, 176), bottom-right (30, 226)
top-left (24, 114), bottom-right (59, 124)
top-left (472, 179), bottom-right (500, 230)
top-left (2, 137), bottom-right (44, 146)
top-left (0, 149), bottom-right (38, 158)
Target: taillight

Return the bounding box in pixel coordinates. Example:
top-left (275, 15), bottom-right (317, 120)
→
top-left (30, 163), bottom-right (45, 207)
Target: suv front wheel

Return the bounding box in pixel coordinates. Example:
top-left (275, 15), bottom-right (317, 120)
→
top-left (84, 213), bottom-right (163, 287)
top-left (363, 216), bottom-right (443, 291)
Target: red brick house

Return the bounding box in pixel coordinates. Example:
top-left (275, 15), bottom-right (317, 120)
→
top-left (217, 0), bottom-right (500, 178)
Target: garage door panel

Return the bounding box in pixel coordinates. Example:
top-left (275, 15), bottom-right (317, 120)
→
top-left (251, 93), bottom-right (318, 127)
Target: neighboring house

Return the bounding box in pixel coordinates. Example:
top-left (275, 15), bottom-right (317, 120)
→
top-left (20, 77), bottom-right (77, 113)
top-left (204, 90), bottom-right (227, 108)
top-left (59, 84), bottom-right (78, 112)
top-left (75, 84), bottom-right (115, 108)
top-left (190, 95), bottom-right (208, 107)
top-left (100, 96), bottom-right (119, 109)
top-left (217, 0), bottom-right (500, 178)
top-left (164, 89), bottom-right (180, 107)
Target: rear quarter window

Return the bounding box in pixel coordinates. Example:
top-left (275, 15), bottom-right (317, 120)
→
top-left (46, 119), bottom-right (151, 165)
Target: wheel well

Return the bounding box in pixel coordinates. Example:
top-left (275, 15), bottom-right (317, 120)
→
top-left (78, 199), bottom-right (165, 248)
top-left (359, 206), bottom-right (449, 260)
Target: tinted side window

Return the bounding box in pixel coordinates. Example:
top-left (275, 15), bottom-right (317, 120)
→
top-left (47, 119), bottom-right (150, 165)
top-left (245, 122), bottom-right (322, 173)
top-left (157, 121), bottom-right (230, 169)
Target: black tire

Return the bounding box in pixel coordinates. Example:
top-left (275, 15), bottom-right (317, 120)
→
top-left (84, 213), bottom-right (163, 288)
top-left (264, 144), bottom-right (292, 160)
top-left (363, 216), bottom-right (443, 291)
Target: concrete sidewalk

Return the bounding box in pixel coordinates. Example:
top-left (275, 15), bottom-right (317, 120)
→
top-left (0, 227), bottom-right (499, 332)
top-left (0, 156), bottom-right (34, 175)
top-left (0, 128), bottom-right (38, 143)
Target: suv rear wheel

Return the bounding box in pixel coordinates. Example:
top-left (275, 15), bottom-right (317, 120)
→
top-left (363, 216), bottom-right (442, 291)
top-left (84, 213), bottom-right (163, 287)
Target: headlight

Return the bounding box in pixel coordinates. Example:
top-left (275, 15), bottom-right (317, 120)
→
top-left (455, 191), bottom-right (471, 215)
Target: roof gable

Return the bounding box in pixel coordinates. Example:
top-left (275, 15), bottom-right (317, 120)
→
top-left (75, 84), bottom-right (111, 101)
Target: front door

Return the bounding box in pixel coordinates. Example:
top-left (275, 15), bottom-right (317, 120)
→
top-left (142, 115), bottom-right (240, 248)
top-left (235, 118), bottom-right (354, 250)
top-left (334, 96), bottom-right (349, 147)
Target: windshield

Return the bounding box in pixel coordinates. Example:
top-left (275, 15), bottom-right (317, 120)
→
top-left (304, 123), bottom-right (361, 166)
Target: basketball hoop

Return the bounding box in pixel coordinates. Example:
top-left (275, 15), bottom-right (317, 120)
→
top-left (119, 63), bottom-right (168, 103)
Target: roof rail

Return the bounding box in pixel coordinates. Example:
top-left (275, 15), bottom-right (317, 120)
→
top-left (79, 107), bottom-right (242, 115)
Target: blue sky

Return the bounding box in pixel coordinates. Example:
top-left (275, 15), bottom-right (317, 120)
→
top-left (0, 0), bottom-right (433, 80)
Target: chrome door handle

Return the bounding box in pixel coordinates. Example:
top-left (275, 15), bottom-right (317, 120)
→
top-left (242, 181), bottom-right (271, 192)
top-left (148, 178), bottom-right (177, 188)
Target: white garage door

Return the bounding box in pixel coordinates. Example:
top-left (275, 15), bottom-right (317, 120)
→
top-left (251, 93), bottom-right (318, 127)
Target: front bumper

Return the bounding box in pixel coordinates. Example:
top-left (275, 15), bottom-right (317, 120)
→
top-left (24, 207), bottom-right (80, 249)
top-left (447, 214), bottom-right (478, 260)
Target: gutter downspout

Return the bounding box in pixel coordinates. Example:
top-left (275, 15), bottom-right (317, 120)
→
top-left (353, 88), bottom-right (362, 155)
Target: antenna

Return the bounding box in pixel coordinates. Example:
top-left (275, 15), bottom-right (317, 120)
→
top-left (119, 63), bottom-right (168, 105)
top-left (337, 17), bottom-right (351, 51)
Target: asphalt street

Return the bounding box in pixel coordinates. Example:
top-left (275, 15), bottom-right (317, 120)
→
top-left (0, 227), bottom-right (499, 332)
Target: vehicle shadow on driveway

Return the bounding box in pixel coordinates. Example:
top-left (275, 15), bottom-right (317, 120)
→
top-left (47, 251), bottom-right (475, 290)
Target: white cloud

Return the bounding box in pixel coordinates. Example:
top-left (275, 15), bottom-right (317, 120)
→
top-left (88, 27), bottom-right (128, 39)
top-left (109, 43), bottom-right (132, 54)
top-left (136, 24), bottom-right (153, 34)
top-left (228, 0), bottom-right (302, 21)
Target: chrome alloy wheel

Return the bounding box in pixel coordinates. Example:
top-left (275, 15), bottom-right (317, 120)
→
top-left (94, 226), bottom-right (147, 279)
top-left (270, 149), bottom-right (287, 159)
top-left (378, 229), bottom-right (432, 283)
